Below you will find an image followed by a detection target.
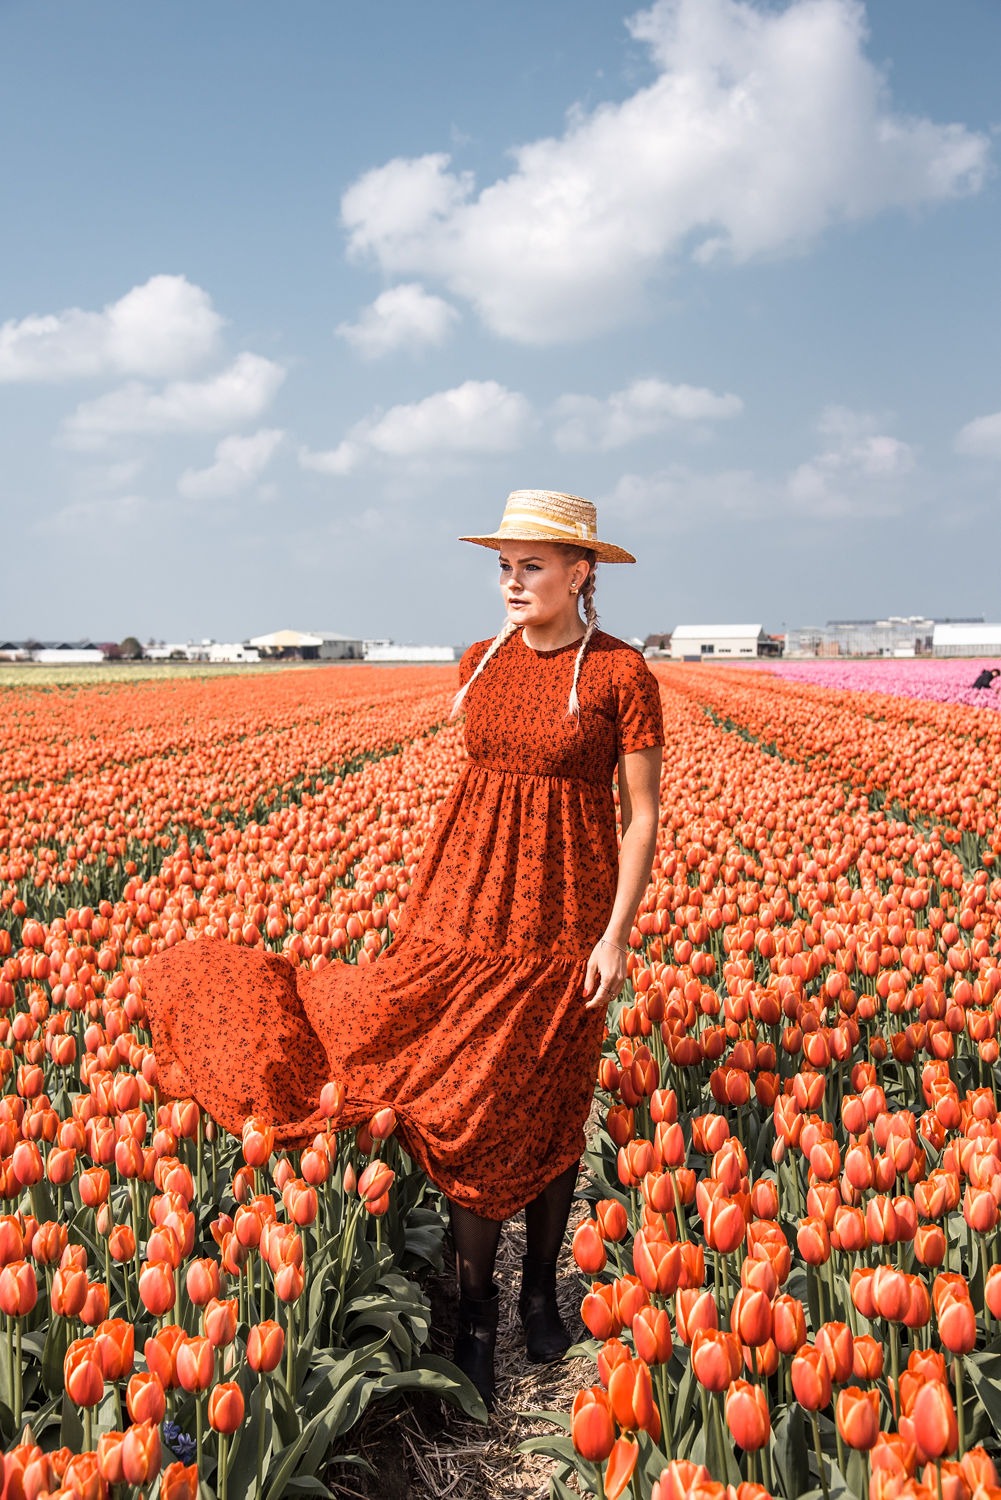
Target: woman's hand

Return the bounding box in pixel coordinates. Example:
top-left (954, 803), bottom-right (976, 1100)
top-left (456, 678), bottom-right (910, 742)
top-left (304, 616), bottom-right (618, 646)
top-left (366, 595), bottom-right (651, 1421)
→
top-left (583, 936), bottom-right (627, 1012)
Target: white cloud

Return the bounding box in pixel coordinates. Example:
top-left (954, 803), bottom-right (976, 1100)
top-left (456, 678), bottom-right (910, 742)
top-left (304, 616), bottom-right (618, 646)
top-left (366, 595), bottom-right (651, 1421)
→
top-left (787, 405), bottom-right (915, 515)
top-left (62, 353), bottom-right (286, 448)
top-left (340, 0), bottom-right (988, 343)
top-left (337, 283), bottom-right (459, 358)
top-left (33, 494), bottom-right (150, 536)
top-left (955, 410), bottom-right (1001, 459)
top-left (0, 276), bottom-right (222, 382)
top-left (300, 379), bottom-right (533, 476)
top-left (553, 377), bottom-right (742, 450)
top-left (608, 405), bottom-right (915, 526)
top-left (179, 429), bottom-right (285, 501)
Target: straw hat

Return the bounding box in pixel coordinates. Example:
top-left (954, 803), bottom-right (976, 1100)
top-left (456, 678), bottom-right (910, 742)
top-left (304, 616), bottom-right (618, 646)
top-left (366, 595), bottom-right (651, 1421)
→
top-left (460, 490), bottom-right (635, 565)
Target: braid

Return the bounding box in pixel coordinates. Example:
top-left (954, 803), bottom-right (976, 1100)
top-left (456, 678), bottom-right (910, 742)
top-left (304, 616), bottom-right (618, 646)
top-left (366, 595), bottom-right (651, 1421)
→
top-left (567, 566), bottom-right (598, 719)
top-left (451, 619), bottom-right (518, 718)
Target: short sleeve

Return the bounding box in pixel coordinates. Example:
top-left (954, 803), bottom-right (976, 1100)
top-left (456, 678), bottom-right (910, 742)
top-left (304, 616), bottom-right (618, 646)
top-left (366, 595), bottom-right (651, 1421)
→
top-left (614, 649), bottom-right (664, 756)
top-left (459, 639), bottom-right (491, 687)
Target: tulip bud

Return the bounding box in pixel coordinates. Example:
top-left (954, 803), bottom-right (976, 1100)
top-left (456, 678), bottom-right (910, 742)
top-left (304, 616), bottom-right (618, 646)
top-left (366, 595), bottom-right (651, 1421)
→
top-left (208, 1379), bottom-right (246, 1433)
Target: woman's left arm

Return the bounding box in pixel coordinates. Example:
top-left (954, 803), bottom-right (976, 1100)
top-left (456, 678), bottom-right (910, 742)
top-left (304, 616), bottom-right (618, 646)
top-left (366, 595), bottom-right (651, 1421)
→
top-left (583, 744), bottom-right (662, 1011)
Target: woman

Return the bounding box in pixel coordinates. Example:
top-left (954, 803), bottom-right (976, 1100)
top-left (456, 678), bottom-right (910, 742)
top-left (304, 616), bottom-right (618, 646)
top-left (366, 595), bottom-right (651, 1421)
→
top-left (143, 489), bottom-right (663, 1409)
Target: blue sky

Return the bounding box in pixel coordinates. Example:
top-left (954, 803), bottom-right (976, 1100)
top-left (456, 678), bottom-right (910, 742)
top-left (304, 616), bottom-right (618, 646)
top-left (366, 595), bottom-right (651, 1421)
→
top-left (3, 0), bottom-right (999, 646)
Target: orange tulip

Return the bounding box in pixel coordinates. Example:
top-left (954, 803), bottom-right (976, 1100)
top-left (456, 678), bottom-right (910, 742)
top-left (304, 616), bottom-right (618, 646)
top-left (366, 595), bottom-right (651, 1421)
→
top-left (607, 1356), bottom-right (660, 1436)
top-left (0, 1259), bottom-right (38, 1317)
top-left (571, 1386), bottom-right (616, 1462)
top-left (176, 1334), bottom-right (214, 1394)
top-left (139, 1259), bottom-right (176, 1316)
top-left (691, 1328), bottom-right (741, 1393)
top-left (247, 1319), bottom-right (285, 1374)
top-left (127, 1370), bottom-right (167, 1424)
top-left (121, 1420), bottom-right (162, 1486)
top-left (816, 1322), bottom-right (854, 1384)
top-left (632, 1305), bottom-right (673, 1366)
top-left (595, 1198), bottom-right (629, 1243)
top-left (203, 1296), bottom-right (238, 1348)
top-left (160, 1460), bottom-right (200, 1499)
top-left (64, 1337), bottom-right (105, 1407)
top-left (208, 1379), bottom-right (246, 1433)
top-left (724, 1378), bottom-right (770, 1450)
top-left (572, 1219), bottom-right (607, 1275)
top-left (93, 1317), bottom-right (135, 1380)
top-left (603, 1435), bottom-right (639, 1500)
top-left (836, 1386), bottom-right (880, 1450)
top-left (791, 1344), bottom-right (832, 1411)
top-left (185, 1256), bottom-right (222, 1305)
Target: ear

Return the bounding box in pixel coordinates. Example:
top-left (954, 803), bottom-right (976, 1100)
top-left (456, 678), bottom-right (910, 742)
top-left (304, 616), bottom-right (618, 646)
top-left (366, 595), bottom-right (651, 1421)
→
top-left (573, 560), bottom-right (590, 592)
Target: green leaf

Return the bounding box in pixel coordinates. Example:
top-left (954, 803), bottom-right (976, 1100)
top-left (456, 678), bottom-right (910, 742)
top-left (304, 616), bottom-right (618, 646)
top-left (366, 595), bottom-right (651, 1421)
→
top-left (372, 1353), bottom-right (487, 1423)
top-left (964, 1344), bottom-right (1001, 1442)
top-left (772, 1403), bottom-right (810, 1500)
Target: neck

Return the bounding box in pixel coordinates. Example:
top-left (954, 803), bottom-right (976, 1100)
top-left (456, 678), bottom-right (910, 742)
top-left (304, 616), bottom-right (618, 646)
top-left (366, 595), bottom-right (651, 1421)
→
top-left (521, 608), bottom-right (586, 652)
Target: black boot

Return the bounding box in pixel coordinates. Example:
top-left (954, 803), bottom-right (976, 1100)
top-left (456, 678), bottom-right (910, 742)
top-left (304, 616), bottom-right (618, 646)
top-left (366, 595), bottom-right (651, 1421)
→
top-left (453, 1284), bottom-right (500, 1410)
top-left (518, 1256), bottom-right (573, 1363)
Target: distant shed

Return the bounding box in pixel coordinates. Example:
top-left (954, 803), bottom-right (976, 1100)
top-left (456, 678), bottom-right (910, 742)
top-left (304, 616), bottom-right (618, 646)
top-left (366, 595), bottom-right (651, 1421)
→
top-left (933, 623), bottom-right (1001, 657)
top-left (670, 624), bottom-right (774, 661)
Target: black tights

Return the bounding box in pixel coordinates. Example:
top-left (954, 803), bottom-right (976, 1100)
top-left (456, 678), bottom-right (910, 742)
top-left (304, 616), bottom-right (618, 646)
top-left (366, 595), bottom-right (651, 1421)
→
top-left (448, 1159), bottom-right (579, 1299)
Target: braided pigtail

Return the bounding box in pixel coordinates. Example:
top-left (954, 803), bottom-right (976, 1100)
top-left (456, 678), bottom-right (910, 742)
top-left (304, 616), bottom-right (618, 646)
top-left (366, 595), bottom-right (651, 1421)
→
top-left (567, 566), bottom-right (598, 719)
top-left (451, 619), bottom-right (518, 718)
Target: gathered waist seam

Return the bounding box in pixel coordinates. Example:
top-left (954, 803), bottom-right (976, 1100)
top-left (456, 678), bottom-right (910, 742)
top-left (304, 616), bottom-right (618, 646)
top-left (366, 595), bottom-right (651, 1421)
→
top-left (462, 760), bottom-right (609, 788)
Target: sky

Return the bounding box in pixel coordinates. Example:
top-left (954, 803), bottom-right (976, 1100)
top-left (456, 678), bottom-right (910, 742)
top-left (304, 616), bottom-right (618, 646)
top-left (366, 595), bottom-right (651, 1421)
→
top-left (2, 0), bottom-right (1000, 647)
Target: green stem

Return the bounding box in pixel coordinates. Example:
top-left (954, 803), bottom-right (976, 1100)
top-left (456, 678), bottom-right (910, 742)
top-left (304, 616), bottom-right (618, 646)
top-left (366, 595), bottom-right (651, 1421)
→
top-left (954, 1356), bottom-right (965, 1459)
top-left (810, 1409), bottom-right (831, 1500)
top-left (14, 1319), bottom-right (22, 1432)
top-left (256, 1378), bottom-right (267, 1498)
top-left (219, 1431), bottom-right (229, 1500)
top-left (285, 1298), bottom-right (297, 1397)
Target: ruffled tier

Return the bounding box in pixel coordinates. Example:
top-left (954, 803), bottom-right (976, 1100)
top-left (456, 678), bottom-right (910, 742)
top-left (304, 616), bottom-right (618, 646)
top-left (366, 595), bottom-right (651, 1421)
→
top-left (143, 934), bottom-right (605, 1220)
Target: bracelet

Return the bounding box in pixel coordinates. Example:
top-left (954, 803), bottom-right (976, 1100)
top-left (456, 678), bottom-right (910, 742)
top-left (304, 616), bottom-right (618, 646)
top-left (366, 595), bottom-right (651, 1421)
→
top-left (600, 936), bottom-right (628, 955)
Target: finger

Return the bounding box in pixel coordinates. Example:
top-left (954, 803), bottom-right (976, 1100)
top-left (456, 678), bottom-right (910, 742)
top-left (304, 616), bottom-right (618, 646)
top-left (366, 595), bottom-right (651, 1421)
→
top-left (583, 959), bottom-right (599, 998)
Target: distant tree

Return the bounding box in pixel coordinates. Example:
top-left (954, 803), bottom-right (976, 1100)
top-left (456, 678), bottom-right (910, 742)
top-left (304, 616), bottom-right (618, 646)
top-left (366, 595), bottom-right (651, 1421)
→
top-left (103, 642), bottom-right (122, 661)
top-left (119, 636), bottom-right (145, 660)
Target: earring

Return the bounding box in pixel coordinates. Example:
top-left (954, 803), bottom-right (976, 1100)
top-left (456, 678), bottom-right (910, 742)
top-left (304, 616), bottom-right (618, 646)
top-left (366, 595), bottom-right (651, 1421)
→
top-left (570, 587), bottom-right (578, 596)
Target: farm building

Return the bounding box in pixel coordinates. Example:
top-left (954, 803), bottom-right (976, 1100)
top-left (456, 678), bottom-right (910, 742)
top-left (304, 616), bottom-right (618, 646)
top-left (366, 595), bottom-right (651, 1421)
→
top-left (5, 640), bottom-right (106, 664)
top-left (932, 622), bottom-right (1001, 657)
top-left (364, 643), bottom-right (458, 662)
top-left (670, 624), bottom-right (780, 661)
top-left (248, 629), bottom-right (363, 661)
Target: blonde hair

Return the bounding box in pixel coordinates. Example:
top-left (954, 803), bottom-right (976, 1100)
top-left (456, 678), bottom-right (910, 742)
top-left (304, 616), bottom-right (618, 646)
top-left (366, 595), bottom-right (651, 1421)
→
top-left (452, 546), bottom-right (598, 721)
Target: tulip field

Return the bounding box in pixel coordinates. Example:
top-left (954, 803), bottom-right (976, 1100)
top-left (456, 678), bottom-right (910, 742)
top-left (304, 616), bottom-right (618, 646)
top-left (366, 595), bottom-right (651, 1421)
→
top-left (3, 662), bottom-right (1001, 1499)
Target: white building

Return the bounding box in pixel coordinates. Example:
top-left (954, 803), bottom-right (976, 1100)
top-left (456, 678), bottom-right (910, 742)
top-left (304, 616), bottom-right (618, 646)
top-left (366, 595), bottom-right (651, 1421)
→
top-left (364, 643), bottom-right (458, 663)
top-left (933, 623), bottom-right (1001, 657)
top-left (207, 642), bottom-right (261, 664)
top-left (248, 629), bottom-right (363, 660)
top-left (670, 624), bottom-right (772, 661)
top-left (32, 643), bottom-right (105, 664)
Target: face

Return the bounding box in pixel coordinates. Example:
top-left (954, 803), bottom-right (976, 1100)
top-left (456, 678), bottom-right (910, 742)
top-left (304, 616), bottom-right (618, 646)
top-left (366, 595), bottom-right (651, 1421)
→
top-left (497, 542), bottom-right (589, 629)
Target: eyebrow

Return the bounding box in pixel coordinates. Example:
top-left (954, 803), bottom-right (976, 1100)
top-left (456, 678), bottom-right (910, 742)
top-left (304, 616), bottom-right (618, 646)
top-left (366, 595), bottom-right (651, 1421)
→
top-left (498, 554), bottom-right (544, 563)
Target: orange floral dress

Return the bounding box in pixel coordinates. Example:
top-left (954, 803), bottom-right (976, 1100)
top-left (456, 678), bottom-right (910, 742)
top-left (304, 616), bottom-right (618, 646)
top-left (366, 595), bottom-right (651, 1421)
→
top-left (143, 628), bottom-right (664, 1219)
